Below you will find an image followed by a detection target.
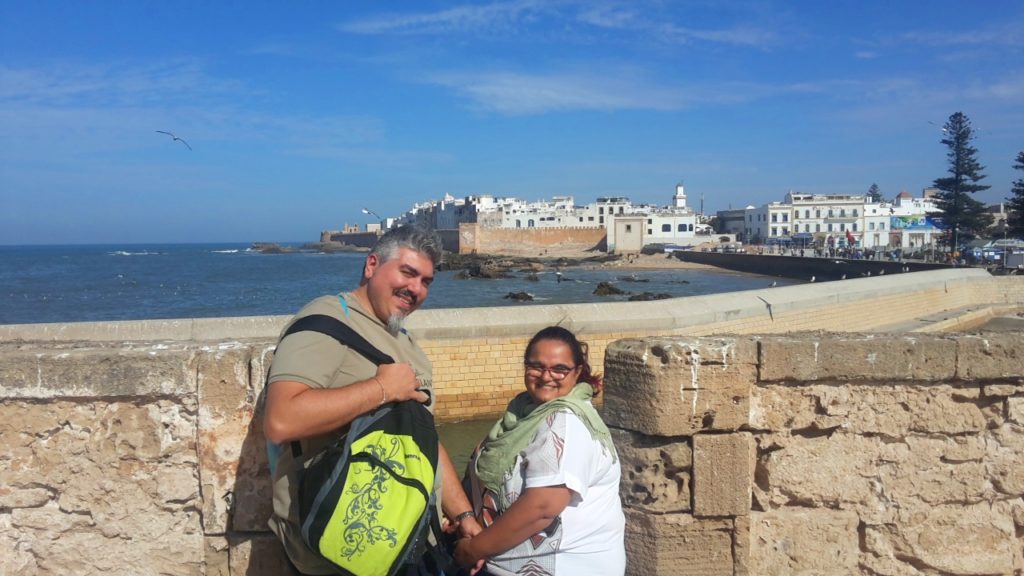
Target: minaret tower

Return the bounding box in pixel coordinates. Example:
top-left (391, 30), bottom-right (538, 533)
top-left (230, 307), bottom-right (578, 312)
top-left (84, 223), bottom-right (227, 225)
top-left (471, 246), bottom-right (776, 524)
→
top-left (673, 182), bottom-right (688, 209)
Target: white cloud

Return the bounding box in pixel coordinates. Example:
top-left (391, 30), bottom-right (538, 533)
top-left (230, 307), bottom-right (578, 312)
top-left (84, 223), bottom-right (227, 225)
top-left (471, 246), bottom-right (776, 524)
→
top-left (855, 50), bottom-right (878, 59)
top-left (339, 1), bottom-right (777, 48)
top-left (427, 69), bottom-right (689, 114)
top-left (899, 19), bottom-right (1024, 47)
top-left (338, 0), bottom-right (548, 35)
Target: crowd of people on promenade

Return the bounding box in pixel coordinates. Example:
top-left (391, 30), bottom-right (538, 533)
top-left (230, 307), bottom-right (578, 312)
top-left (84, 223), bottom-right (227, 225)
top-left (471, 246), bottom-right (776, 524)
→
top-left (262, 224), bottom-right (625, 576)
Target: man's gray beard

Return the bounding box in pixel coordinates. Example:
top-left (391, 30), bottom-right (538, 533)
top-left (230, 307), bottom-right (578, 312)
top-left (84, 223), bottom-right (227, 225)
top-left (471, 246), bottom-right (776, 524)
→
top-left (386, 313), bottom-right (406, 337)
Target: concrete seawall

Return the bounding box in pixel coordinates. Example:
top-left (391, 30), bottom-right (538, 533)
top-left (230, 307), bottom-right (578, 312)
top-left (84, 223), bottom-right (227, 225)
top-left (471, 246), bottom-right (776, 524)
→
top-left (1, 269), bottom-right (1022, 574)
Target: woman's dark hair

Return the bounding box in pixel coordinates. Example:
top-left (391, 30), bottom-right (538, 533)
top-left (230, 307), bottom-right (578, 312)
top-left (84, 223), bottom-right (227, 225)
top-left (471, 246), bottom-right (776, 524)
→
top-left (523, 326), bottom-right (604, 395)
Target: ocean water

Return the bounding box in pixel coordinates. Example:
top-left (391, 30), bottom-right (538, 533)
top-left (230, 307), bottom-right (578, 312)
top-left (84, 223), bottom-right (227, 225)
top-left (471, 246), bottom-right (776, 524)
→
top-left (0, 243), bottom-right (799, 325)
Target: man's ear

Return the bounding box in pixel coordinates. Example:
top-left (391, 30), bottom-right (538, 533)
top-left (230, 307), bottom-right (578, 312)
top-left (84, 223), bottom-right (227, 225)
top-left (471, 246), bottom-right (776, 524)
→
top-left (363, 253), bottom-right (380, 280)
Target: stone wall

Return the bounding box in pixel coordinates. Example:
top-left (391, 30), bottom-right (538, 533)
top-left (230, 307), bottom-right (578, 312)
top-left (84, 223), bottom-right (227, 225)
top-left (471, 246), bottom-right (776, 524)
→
top-left (605, 334), bottom-right (1023, 575)
top-left (1, 270), bottom-right (1022, 574)
top-left (457, 222), bottom-right (607, 255)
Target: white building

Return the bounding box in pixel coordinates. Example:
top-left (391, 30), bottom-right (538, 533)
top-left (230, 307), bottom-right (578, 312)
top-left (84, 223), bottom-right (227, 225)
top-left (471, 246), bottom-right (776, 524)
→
top-left (736, 190), bottom-right (941, 250)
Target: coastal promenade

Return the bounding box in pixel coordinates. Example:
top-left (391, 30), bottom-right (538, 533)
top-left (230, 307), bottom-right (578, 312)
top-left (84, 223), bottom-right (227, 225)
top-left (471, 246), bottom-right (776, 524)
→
top-left (1, 268), bottom-right (1021, 574)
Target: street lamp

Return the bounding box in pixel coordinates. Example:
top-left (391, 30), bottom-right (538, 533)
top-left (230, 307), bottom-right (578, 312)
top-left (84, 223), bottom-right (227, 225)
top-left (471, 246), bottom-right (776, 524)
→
top-left (361, 207), bottom-right (382, 221)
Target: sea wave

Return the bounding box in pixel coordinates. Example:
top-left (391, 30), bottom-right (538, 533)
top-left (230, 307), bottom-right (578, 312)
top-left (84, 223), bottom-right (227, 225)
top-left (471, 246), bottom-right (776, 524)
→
top-left (108, 250), bottom-right (163, 256)
top-left (211, 249), bottom-right (240, 254)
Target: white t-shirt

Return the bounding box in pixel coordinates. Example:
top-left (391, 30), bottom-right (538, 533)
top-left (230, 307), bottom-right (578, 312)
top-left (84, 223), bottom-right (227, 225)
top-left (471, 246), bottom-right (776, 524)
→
top-left (477, 409), bottom-right (626, 576)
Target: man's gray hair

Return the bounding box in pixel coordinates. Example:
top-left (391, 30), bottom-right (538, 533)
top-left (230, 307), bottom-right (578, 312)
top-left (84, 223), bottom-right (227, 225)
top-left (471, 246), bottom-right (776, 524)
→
top-left (370, 225), bottom-right (443, 266)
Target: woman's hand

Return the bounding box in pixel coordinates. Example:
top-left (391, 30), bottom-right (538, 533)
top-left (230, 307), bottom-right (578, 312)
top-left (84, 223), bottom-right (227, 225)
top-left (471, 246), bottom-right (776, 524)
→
top-left (454, 537), bottom-right (485, 574)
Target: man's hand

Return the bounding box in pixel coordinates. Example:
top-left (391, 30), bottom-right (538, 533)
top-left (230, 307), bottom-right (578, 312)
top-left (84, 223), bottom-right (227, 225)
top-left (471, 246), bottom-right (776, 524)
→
top-left (458, 516), bottom-right (483, 538)
top-left (376, 362), bottom-right (429, 404)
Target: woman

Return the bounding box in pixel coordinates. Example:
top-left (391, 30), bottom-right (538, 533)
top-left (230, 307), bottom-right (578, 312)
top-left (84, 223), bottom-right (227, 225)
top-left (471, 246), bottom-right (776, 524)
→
top-left (454, 326), bottom-right (625, 575)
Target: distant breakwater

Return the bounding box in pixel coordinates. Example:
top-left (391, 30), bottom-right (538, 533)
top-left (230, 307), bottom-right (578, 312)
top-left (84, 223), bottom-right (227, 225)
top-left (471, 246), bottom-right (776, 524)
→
top-left (676, 251), bottom-right (949, 282)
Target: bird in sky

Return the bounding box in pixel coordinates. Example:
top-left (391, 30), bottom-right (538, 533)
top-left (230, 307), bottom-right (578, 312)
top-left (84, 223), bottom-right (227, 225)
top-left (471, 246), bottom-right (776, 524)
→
top-left (155, 130), bottom-right (192, 151)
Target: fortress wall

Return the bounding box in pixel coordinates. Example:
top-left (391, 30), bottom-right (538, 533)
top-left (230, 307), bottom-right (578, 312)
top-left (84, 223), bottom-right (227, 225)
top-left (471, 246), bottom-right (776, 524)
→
top-left (457, 222), bottom-right (606, 255)
top-left (605, 333), bottom-right (1024, 576)
top-left (1, 270), bottom-right (1021, 574)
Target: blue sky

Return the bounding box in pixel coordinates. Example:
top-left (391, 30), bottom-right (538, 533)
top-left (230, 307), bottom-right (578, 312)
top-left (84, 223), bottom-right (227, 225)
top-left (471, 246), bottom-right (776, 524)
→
top-left (1, 1), bottom-right (1022, 245)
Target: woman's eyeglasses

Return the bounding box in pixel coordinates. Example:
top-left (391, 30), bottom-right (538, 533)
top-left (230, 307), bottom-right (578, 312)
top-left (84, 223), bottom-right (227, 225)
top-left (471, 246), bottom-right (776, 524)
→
top-left (524, 363), bottom-right (578, 380)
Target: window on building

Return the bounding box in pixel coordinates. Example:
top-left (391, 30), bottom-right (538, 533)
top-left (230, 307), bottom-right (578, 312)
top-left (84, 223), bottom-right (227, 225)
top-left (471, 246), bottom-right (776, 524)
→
top-left (840, 209), bottom-right (846, 217)
top-left (840, 223), bottom-right (845, 231)
top-left (647, 229), bottom-right (652, 235)
top-left (771, 214), bottom-right (778, 222)
top-left (599, 216), bottom-right (604, 224)
top-left (579, 217), bottom-right (583, 222)
top-left (625, 224), bottom-right (632, 232)
top-left (853, 223), bottom-right (858, 231)
top-left (782, 213), bottom-right (789, 222)
top-left (618, 207), bottom-right (624, 214)
top-left (588, 216), bottom-right (594, 221)
top-left (828, 209), bottom-right (834, 217)
top-left (816, 224), bottom-right (821, 232)
top-left (806, 224), bottom-right (811, 232)
top-left (516, 220), bottom-right (521, 228)
top-left (647, 219), bottom-right (652, 225)
top-left (677, 224), bottom-right (685, 232)
top-left (782, 228), bottom-right (789, 236)
top-left (853, 209), bottom-right (859, 217)
top-left (689, 224), bottom-right (694, 231)
top-left (880, 223), bottom-right (885, 230)
top-left (662, 224), bottom-right (671, 232)
top-left (869, 222), bottom-right (875, 230)
top-left (528, 219), bottom-right (535, 227)
top-left (771, 227), bottom-right (778, 236)
top-left (599, 207), bottom-right (604, 215)
top-left (828, 224), bottom-right (833, 232)
top-left (805, 210), bottom-right (810, 218)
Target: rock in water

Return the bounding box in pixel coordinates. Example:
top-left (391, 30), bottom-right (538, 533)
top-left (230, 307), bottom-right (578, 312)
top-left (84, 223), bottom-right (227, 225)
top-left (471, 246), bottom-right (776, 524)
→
top-left (503, 291), bottom-right (534, 301)
top-left (593, 281), bottom-right (626, 296)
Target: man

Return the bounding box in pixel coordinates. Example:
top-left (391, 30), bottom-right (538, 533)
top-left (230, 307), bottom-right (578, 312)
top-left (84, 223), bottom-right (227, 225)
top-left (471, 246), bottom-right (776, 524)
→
top-left (264, 225), bottom-right (481, 575)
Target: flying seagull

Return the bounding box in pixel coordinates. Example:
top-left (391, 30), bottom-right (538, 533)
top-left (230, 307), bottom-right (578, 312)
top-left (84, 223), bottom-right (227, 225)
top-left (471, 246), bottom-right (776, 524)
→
top-left (156, 130), bottom-right (192, 151)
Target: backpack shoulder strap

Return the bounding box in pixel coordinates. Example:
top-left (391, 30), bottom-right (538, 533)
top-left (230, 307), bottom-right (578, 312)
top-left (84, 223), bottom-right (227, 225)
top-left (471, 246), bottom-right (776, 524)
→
top-left (280, 314), bottom-right (396, 457)
top-left (282, 313), bottom-right (396, 366)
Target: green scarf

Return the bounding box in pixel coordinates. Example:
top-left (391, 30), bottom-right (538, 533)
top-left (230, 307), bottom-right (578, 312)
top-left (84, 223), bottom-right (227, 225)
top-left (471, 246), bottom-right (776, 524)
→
top-left (474, 383), bottom-right (617, 504)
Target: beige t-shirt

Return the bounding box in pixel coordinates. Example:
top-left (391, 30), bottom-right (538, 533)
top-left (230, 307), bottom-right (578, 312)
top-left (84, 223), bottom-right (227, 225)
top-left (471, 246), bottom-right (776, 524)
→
top-left (266, 292), bottom-right (434, 575)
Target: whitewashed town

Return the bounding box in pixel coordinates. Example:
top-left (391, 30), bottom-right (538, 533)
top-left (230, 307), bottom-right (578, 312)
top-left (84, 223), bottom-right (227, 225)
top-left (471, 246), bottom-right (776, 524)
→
top-left (333, 184), bottom-right (1017, 263)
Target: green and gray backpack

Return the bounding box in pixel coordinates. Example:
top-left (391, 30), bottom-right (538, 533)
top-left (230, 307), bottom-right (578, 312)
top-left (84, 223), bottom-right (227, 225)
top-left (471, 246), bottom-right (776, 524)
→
top-left (281, 314), bottom-right (452, 576)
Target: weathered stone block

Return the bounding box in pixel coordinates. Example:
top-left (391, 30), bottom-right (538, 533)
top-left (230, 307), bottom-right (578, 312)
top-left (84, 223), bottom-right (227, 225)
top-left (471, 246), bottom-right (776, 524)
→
top-left (229, 533), bottom-right (293, 576)
top-left (755, 431), bottom-right (996, 526)
top-left (750, 510), bottom-right (859, 575)
top-left (732, 514), bottom-right (752, 576)
top-left (1, 399), bottom-right (204, 574)
top-left (759, 334), bottom-right (956, 382)
top-left (694, 433), bottom-right (752, 517)
top-left (957, 333), bottom-right (1024, 380)
top-left (604, 337), bottom-right (755, 436)
top-left (1009, 397), bottom-right (1024, 425)
top-left (753, 384), bottom-right (991, 436)
top-left (197, 345), bottom-right (273, 534)
top-left (864, 504), bottom-right (1017, 576)
top-left (624, 508), bottom-right (734, 576)
top-left (612, 427), bottom-right (691, 513)
top-left (754, 432), bottom-right (878, 512)
top-left (988, 423), bottom-right (1024, 497)
top-left (0, 346), bottom-right (197, 398)
top-left (205, 536), bottom-right (230, 576)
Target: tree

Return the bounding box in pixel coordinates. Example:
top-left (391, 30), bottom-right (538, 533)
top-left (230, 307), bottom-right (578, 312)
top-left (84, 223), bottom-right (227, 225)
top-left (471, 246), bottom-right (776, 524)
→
top-left (867, 183), bottom-right (883, 203)
top-left (932, 112), bottom-right (993, 249)
top-left (1007, 151), bottom-right (1024, 239)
